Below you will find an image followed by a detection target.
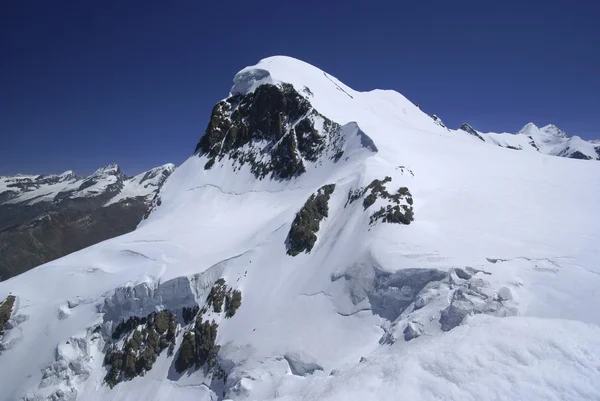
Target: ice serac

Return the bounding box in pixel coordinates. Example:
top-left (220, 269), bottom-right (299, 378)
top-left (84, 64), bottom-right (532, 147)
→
top-left (1, 56), bottom-right (600, 401)
top-left (230, 68), bottom-right (273, 95)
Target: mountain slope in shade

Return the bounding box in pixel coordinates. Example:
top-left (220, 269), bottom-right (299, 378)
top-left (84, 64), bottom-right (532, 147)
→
top-left (0, 163), bottom-right (175, 280)
top-left (455, 121), bottom-right (600, 160)
top-left (0, 56), bottom-right (599, 401)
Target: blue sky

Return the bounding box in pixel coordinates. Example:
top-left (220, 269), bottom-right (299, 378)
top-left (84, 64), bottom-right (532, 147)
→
top-left (1, 0), bottom-right (598, 175)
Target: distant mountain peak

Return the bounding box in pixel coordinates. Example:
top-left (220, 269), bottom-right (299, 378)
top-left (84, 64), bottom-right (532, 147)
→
top-left (59, 170), bottom-right (75, 178)
top-left (519, 122), bottom-right (539, 134)
top-left (540, 124), bottom-right (569, 138)
top-left (93, 163), bottom-right (121, 176)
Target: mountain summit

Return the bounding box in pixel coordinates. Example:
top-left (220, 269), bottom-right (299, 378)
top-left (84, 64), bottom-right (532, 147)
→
top-left (1, 56), bottom-right (599, 401)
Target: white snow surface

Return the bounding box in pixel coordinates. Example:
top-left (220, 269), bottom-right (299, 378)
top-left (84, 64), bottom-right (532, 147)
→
top-left (1, 56), bottom-right (599, 401)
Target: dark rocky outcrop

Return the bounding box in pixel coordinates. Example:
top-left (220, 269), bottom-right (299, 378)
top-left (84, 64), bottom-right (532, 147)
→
top-left (226, 289), bottom-right (242, 318)
top-left (100, 276), bottom-right (240, 387)
top-left (403, 322), bottom-right (422, 341)
top-left (439, 303), bottom-right (470, 332)
top-left (0, 295), bottom-right (16, 336)
top-left (459, 123), bottom-right (485, 142)
top-left (195, 83), bottom-right (344, 180)
top-left (104, 310), bottom-right (178, 387)
top-left (528, 136), bottom-right (540, 151)
top-left (430, 114), bottom-right (448, 130)
top-left (287, 184), bottom-right (336, 256)
top-left (568, 150), bottom-right (592, 160)
top-left (346, 177), bottom-right (414, 226)
top-left (207, 278), bottom-right (243, 318)
top-left (175, 318), bottom-right (220, 373)
top-left (207, 278), bottom-right (228, 313)
top-left (174, 278), bottom-right (241, 376)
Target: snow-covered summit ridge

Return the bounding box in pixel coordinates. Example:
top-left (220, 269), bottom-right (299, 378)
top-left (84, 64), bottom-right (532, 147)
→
top-left (0, 163), bottom-right (175, 206)
top-left (233, 56), bottom-right (599, 163)
top-left (196, 56), bottom-right (383, 181)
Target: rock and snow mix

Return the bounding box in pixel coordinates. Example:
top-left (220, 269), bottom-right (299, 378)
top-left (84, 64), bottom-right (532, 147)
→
top-left (0, 56), bottom-right (599, 401)
top-left (454, 120), bottom-right (600, 160)
top-left (0, 163), bottom-right (175, 207)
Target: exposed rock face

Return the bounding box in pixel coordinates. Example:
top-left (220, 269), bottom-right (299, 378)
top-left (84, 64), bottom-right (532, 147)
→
top-left (0, 295), bottom-right (16, 336)
top-left (430, 114), bottom-right (448, 130)
top-left (195, 83), bottom-right (345, 179)
top-left (459, 123), bottom-right (485, 142)
top-left (346, 177), bottom-right (414, 226)
top-left (104, 310), bottom-right (178, 387)
top-left (403, 321), bottom-right (422, 341)
top-left (568, 150), bottom-right (592, 160)
top-left (528, 136), bottom-right (540, 151)
top-left (287, 184), bottom-right (336, 256)
top-left (0, 164), bottom-right (174, 281)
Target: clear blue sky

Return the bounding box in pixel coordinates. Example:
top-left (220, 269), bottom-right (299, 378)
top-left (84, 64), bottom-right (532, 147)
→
top-left (1, 0), bottom-right (598, 175)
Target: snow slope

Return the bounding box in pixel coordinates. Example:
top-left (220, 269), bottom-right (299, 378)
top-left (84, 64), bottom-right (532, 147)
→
top-left (1, 56), bottom-right (599, 401)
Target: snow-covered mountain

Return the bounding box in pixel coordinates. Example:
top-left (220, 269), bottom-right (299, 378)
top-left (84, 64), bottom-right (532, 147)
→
top-left (0, 163), bottom-right (175, 207)
top-left (0, 163), bottom-right (175, 280)
top-left (451, 120), bottom-right (600, 160)
top-left (1, 56), bottom-right (600, 401)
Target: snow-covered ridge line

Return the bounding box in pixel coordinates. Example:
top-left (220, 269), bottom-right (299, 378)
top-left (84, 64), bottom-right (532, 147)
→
top-left (0, 163), bottom-right (176, 206)
top-left (451, 120), bottom-right (600, 161)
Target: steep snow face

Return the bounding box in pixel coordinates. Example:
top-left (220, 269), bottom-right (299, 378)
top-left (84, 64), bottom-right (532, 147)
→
top-left (1, 56), bottom-right (600, 401)
top-left (453, 121), bottom-right (599, 160)
top-left (0, 163), bottom-right (176, 207)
